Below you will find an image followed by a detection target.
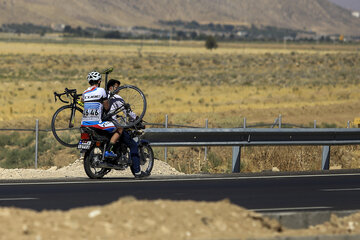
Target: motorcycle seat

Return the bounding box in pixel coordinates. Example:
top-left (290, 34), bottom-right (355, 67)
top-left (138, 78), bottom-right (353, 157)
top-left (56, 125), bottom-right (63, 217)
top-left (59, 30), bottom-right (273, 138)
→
top-left (81, 126), bottom-right (112, 140)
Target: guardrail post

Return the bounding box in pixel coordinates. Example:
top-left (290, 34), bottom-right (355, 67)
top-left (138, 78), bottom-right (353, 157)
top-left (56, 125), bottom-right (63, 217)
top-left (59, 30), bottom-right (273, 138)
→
top-left (314, 120), bottom-right (317, 128)
top-left (164, 114), bottom-right (168, 162)
top-left (272, 117), bottom-right (278, 128)
top-left (35, 119), bottom-right (39, 169)
top-left (279, 114), bottom-right (282, 128)
top-left (232, 146), bottom-right (241, 173)
top-left (322, 146), bottom-right (330, 170)
top-left (204, 119), bottom-right (208, 161)
top-left (243, 117), bottom-right (246, 128)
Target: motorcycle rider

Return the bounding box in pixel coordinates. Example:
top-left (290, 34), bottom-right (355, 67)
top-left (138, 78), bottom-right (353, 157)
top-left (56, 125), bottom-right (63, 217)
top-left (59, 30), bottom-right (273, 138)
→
top-left (107, 79), bottom-right (149, 179)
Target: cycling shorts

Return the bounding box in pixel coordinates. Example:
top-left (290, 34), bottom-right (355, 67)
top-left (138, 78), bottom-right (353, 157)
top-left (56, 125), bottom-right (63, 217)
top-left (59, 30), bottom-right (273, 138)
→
top-left (81, 121), bottom-right (116, 133)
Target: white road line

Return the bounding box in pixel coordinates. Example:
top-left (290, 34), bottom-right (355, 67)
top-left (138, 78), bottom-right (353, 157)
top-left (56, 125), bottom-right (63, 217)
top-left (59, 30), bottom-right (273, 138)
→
top-left (0, 198), bottom-right (38, 201)
top-left (322, 188), bottom-right (360, 192)
top-left (0, 172), bottom-right (359, 186)
top-left (250, 206), bottom-right (332, 212)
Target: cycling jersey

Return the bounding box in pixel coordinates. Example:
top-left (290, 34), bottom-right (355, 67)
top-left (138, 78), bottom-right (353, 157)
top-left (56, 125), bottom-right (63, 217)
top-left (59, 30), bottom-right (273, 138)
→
top-left (81, 86), bottom-right (107, 125)
top-left (109, 94), bottom-right (136, 121)
top-left (81, 86), bottom-right (116, 132)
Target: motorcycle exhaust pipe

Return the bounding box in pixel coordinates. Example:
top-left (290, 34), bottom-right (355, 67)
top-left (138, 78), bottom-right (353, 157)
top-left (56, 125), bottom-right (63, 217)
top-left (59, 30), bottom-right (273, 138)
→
top-left (95, 161), bottom-right (125, 170)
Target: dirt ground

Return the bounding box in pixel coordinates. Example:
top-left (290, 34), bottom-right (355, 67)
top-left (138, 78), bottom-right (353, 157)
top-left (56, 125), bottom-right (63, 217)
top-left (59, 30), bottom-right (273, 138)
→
top-left (1, 160), bottom-right (360, 239)
top-left (1, 197), bottom-right (360, 240)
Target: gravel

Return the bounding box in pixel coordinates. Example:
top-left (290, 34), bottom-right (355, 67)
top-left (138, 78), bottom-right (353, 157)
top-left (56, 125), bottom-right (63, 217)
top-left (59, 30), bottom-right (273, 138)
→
top-left (0, 159), bottom-right (184, 180)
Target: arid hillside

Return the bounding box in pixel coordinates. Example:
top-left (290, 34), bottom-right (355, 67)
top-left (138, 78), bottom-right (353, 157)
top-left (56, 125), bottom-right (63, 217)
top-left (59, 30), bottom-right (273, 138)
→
top-left (0, 0), bottom-right (359, 35)
top-left (329, 0), bottom-right (360, 11)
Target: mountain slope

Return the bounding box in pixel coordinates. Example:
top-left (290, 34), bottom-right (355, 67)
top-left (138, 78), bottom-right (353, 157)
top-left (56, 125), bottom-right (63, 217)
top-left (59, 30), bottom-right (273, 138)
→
top-left (329, 0), bottom-right (360, 11)
top-left (0, 0), bottom-right (359, 35)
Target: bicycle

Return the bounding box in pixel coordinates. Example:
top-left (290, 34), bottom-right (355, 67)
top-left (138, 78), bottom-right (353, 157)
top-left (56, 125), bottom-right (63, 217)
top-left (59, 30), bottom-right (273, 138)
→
top-left (51, 68), bottom-right (147, 148)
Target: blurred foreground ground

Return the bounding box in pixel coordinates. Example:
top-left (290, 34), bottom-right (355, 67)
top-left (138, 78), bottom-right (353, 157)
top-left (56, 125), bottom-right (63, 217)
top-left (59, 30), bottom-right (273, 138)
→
top-left (1, 196), bottom-right (360, 240)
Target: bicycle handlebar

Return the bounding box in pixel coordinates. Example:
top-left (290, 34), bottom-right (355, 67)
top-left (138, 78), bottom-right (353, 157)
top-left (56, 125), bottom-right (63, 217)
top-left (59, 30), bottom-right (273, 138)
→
top-left (54, 92), bottom-right (69, 104)
top-left (54, 88), bottom-right (82, 104)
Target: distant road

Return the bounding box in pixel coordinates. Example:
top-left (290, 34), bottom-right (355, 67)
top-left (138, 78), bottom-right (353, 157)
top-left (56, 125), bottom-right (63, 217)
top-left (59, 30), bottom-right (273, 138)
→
top-left (1, 171), bottom-right (360, 213)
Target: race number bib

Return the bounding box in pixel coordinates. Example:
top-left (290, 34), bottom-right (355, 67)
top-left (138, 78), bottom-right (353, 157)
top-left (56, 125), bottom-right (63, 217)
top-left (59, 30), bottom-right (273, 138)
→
top-left (83, 102), bottom-right (102, 122)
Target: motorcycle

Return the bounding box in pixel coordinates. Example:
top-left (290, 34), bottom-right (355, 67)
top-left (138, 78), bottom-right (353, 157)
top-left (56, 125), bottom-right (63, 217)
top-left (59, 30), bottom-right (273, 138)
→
top-left (78, 123), bottom-right (154, 179)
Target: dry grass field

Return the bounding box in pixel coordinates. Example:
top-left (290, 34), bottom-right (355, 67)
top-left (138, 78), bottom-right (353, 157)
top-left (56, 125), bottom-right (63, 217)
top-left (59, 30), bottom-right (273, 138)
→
top-left (0, 35), bottom-right (359, 172)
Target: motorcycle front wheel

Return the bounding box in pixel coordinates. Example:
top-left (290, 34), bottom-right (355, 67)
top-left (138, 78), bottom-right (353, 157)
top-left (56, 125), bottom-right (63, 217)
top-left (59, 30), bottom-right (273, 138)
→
top-left (131, 144), bottom-right (154, 176)
top-left (83, 147), bottom-right (110, 179)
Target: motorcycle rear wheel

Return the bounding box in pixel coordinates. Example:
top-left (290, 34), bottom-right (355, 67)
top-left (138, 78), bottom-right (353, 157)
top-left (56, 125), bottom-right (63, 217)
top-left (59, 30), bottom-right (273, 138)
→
top-left (84, 147), bottom-right (110, 179)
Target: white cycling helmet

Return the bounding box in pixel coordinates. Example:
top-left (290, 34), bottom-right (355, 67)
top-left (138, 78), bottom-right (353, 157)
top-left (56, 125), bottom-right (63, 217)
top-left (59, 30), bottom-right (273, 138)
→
top-left (87, 71), bottom-right (102, 82)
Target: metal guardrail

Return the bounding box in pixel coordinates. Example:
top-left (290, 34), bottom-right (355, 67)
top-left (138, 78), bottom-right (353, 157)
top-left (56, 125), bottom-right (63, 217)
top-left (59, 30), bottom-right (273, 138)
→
top-left (142, 128), bottom-right (360, 146)
top-left (1, 117), bottom-right (356, 171)
top-left (142, 128), bottom-right (360, 173)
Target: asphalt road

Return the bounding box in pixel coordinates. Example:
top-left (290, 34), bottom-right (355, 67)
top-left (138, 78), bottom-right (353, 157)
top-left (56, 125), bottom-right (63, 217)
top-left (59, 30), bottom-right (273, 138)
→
top-left (1, 171), bottom-right (360, 213)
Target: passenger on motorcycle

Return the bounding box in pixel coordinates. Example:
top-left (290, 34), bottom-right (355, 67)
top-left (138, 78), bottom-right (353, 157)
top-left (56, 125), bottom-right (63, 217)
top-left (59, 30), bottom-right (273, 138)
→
top-left (107, 79), bottom-right (148, 178)
top-left (80, 71), bottom-right (123, 159)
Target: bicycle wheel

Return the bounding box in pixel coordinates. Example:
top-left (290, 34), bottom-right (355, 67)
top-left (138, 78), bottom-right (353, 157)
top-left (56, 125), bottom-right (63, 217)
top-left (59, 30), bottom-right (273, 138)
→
top-left (51, 105), bottom-right (83, 148)
top-left (113, 85), bottom-right (146, 128)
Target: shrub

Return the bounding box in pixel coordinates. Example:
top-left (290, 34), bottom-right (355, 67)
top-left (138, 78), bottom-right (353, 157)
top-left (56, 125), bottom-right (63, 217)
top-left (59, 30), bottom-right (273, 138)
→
top-left (205, 36), bottom-right (218, 50)
top-left (207, 152), bottom-right (222, 168)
